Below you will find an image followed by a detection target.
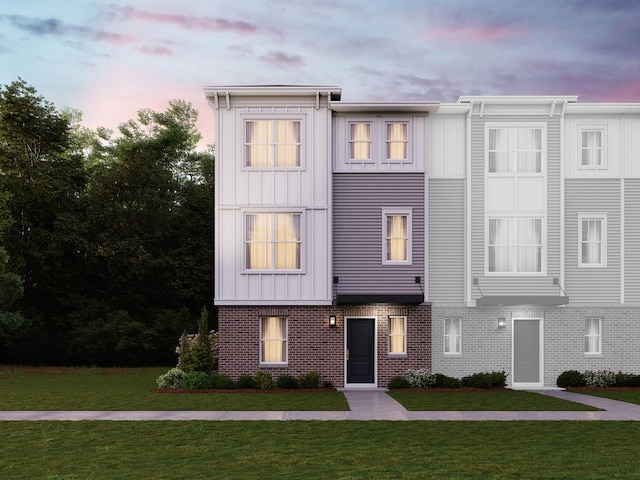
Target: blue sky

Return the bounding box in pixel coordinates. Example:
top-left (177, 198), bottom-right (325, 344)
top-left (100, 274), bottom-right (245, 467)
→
top-left (1, 0), bottom-right (639, 148)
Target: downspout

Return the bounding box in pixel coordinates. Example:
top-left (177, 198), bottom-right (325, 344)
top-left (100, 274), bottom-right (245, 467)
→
top-left (465, 102), bottom-right (473, 306)
top-left (559, 101), bottom-right (566, 297)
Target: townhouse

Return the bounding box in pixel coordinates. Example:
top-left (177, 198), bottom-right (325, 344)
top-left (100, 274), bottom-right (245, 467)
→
top-left (206, 85), bottom-right (640, 388)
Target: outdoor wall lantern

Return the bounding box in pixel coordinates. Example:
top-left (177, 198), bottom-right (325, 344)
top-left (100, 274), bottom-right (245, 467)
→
top-left (329, 315), bottom-right (337, 327)
top-left (497, 317), bottom-right (506, 328)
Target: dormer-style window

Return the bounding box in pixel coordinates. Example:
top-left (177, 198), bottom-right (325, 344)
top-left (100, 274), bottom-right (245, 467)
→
top-left (579, 128), bottom-right (606, 168)
top-left (245, 120), bottom-right (301, 167)
top-left (385, 122), bottom-right (408, 161)
top-left (349, 122), bottom-right (372, 161)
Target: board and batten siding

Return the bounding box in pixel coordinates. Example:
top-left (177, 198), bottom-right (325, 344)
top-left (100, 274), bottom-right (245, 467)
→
top-left (469, 116), bottom-right (561, 300)
top-left (625, 180), bottom-right (640, 304)
top-left (564, 179), bottom-right (620, 304)
top-left (428, 179), bottom-right (465, 303)
top-left (333, 173), bottom-right (425, 296)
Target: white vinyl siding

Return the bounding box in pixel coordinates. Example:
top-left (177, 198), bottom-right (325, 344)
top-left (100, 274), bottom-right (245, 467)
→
top-left (260, 317), bottom-right (287, 364)
top-left (382, 209), bottom-right (412, 265)
top-left (388, 316), bottom-right (407, 355)
top-left (245, 120), bottom-right (301, 167)
top-left (578, 213), bottom-right (607, 268)
top-left (444, 318), bottom-right (462, 355)
top-left (245, 213), bottom-right (301, 271)
top-left (585, 317), bottom-right (601, 355)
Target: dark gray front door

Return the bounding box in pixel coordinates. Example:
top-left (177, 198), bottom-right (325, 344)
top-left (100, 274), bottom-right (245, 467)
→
top-left (513, 319), bottom-right (541, 385)
top-left (346, 318), bottom-right (375, 384)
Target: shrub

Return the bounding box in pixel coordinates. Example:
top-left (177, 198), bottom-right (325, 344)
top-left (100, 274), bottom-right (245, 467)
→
top-left (557, 370), bottom-right (586, 388)
top-left (434, 373), bottom-right (462, 389)
top-left (176, 307), bottom-right (219, 373)
top-left (298, 371), bottom-right (321, 389)
top-left (387, 376), bottom-right (411, 389)
top-left (183, 371), bottom-right (213, 390)
top-left (236, 375), bottom-right (257, 389)
top-left (210, 372), bottom-right (235, 389)
top-left (405, 369), bottom-right (436, 389)
top-left (254, 371), bottom-right (275, 390)
top-left (583, 370), bottom-right (616, 387)
top-left (615, 372), bottom-right (640, 387)
top-left (464, 371), bottom-right (507, 389)
top-left (156, 368), bottom-right (186, 389)
top-left (276, 375), bottom-right (299, 389)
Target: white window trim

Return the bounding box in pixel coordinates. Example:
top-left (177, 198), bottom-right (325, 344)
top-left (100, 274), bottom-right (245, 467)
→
top-left (584, 317), bottom-right (602, 356)
top-left (242, 209), bottom-right (305, 274)
top-left (343, 115), bottom-right (414, 166)
top-left (241, 114), bottom-right (306, 170)
top-left (578, 213), bottom-right (607, 268)
top-left (444, 318), bottom-right (462, 356)
top-left (260, 317), bottom-right (288, 366)
top-left (388, 315), bottom-right (407, 357)
top-left (382, 208), bottom-right (413, 265)
top-left (485, 123), bottom-right (547, 176)
top-left (347, 120), bottom-right (375, 163)
top-left (383, 120), bottom-right (411, 163)
top-left (485, 214), bottom-right (547, 276)
top-left (578, 125), bottom-right (607, 170)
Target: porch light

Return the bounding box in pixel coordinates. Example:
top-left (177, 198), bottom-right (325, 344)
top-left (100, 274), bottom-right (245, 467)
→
top-left (497, 317), bottom-right (506, 328)
top-left (329, 315), bottom-right (337, 327)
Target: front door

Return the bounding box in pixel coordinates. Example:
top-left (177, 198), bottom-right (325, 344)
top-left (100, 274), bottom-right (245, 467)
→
top-left (346, 318), bottom-right (375, 384)
top-left (512, 318), bottom-right (543, 388)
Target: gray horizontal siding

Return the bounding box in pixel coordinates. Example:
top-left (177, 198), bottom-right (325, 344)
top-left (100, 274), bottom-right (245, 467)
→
top-left (333, 173), bottom-right (425, 295)
top-left (564, 179), bottom-right (620, 304)
top-left (625, 180), bottom-right (640, 303)
top-left (470, 116), bottom-right (561, 298)
top-left (428, 179), bottom-right (464, 303)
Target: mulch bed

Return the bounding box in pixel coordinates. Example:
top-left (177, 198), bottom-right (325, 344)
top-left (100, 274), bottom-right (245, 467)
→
top-left (154, 388), bottom-right (337, 394)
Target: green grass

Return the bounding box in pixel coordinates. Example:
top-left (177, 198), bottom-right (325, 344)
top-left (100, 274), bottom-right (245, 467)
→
top-left (569, 389), bottom-right (640, 406)
top-left (1, 421), bottom-right (640, 479)
top-left (388, 390), bottom-right (601, 411)
top-left (0, 367), bottom-right (348, 411)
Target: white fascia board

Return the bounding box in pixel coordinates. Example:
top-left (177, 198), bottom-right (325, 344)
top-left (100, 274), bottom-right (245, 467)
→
top-left (204, 85), bottom-right (341, 98)
top-left (330, 101), bottom-right (440, 113)
top-left (433, 104), bottom-right (471, 115)
top-left (565, 103), bottom-right (640, 115)
top-left (457, 95), bottom-right (579, 104)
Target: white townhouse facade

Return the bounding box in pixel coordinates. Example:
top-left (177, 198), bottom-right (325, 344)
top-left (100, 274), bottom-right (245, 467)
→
top-left (206, 85), bottom-right (640, 388)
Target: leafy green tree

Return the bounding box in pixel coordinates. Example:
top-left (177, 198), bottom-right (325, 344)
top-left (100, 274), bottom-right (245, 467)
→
top-left (0, 247), bottom-right (22, 327)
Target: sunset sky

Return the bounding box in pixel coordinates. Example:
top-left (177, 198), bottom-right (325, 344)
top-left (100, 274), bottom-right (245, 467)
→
top-left (1, 0), bottom-right (639, 148)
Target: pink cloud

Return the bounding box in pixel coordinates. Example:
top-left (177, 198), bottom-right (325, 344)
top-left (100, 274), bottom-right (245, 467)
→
top-left (112, 6), bottom-right (257, 33)
top-left (137, 45), bottom-right (174, 56)
top-left (421, 25), bottom-right (519, 43)
top-left (259, 51), bottom-right (305, 67)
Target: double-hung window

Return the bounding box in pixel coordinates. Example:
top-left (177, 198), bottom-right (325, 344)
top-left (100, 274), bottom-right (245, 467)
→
top-left (444, 318), bottom-right (462, 355)
top-left (386, 122), bottom-right (408, 161)
top-left (382, 209), bottom-right (412, 264)
top-left (488, 218), bottom-right (543, 273)
top-left (578, 214), bottom-right (607, 268)
top-left (261, 317), bottom-right (287, 364)
top-left (579, 127), bottom-right (606, 168)
top-left (245, 120), bottom-right (301, 167)
top-left (349, 122), bottom-right (372, 161)
top-left (388, 316), bottom-right (407, 356)
top-left (245, 213), bottom-right (301, 271)
top-left (585, 318), bottom-right (601, 355)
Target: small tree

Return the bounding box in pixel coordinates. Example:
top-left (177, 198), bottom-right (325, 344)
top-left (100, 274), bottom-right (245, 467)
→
top-left (177, 307), bottom-right (217, 372)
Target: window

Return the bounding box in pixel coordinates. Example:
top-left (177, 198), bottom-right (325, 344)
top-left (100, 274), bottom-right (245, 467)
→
top-left (444, 318), bottom-right (461, 355)
top-left (585, 318), bottom-right (601, 355)
top-left (580, 128), bottom-right (605, 168)
top-left (349, 122), bottom-right (371, 161)
top-left (488, 127), bottom-right (542, 173)
top-left (579, 214), bottom-right (607, 268)
top-left (388, 316), bottom-right (407, 355)
top-left (382, 209), bottom-right (412, 264)
top-left (385, 122), bottom-right (408, 161)
top-left (245, 213), bottom-right (301, 271)
top-left (261, 317), bottom-right (287, 364)
top-left (488, 218), bottom-right (543, 273)
top-left (245, 120), bottom-right (301, 167)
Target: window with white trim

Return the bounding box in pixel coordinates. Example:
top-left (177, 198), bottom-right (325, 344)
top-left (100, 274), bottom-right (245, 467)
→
top-left (579, 127), bottom-right (606, 168)
top-left (245, 120), bottom-right (301, 167)
top-left (578, 214), bottom-right (607, 268)
top-left (261, 317), bottom-right (287, 364)
top-left (349, 122), bottom-right (372, 161)
top-left (488, 127), bottom-right (542, 173)
top-left (382, 209), bottom-right (412, 264)
top-left (388, 316), bottom-right (407, 355)
top-left (585, 317), bottom-right (601, 355)
top-left (245, 213), bottom-right (301, 271)
top-left (385, 122), bottom-right (408, 161)
top-left (444, 318), bottom-right (461, 355)
top-left (488, 217), bottom-right (543, 273)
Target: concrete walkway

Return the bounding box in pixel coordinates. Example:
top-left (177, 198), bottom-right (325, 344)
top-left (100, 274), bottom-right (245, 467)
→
top-left (1, 389), bottom-right (639, 421)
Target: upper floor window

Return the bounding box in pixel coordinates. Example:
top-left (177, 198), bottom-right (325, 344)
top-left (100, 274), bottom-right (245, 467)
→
top-left (488, 127), bottom-right (542, 173)
top-left (578, 213), bottom-right (607, 268)
top-left (488, 217), bottom-right (543, 273)
top-left (245, 120), bottom-right (301, 167)
top-left (579, 127), bottom-right (606, 168)
top-left (349, 122), bottom-right (372, 161)
top-left (383, 209), bottom-right (412, 265)
top-left (245, 213), bottom-right (301, 271)
top-left (386, 122), bottom-right (408, 161)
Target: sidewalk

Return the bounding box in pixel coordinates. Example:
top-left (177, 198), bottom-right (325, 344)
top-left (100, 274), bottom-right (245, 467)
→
top-left (1, 389), bottom-right (639, 421)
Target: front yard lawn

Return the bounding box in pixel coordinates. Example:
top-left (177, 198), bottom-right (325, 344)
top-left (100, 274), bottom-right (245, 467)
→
top-left (568, 388), bottom-right (640, 406)
top-left (0, 366), bottom-right (348, 411)
top-left (388, 389), bottom-right (601, 411)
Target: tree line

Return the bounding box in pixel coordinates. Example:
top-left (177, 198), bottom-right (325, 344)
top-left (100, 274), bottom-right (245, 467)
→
top-left (0, 78), bottom-right (214, 366)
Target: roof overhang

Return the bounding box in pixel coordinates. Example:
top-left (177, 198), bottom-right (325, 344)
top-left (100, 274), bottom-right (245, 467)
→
top-left (476, 295), bottom-right (569, 307)
top-left (204, 85), bottom-right (342, 100)
top-left (457, 95), bottom-right (578, 105)
top-left (330, 102), bottom-right (440, 113)
top-left (336, 294), bottom-right (425, 306)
